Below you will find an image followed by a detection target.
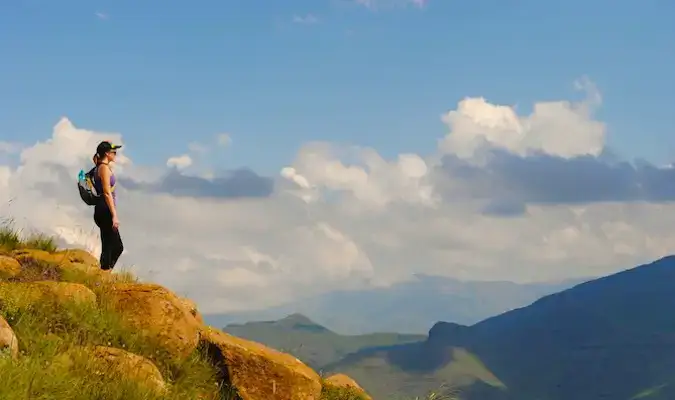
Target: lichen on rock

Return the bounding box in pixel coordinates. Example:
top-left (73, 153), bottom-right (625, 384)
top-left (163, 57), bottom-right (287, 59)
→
top-left (104, 283), bottom-right (202, 359)
top-left (200, 326), bottom-right (323, 400)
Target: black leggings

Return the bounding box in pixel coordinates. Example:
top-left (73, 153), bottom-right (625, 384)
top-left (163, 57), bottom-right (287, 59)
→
top-left (94, 204), bottom-right (123, 271)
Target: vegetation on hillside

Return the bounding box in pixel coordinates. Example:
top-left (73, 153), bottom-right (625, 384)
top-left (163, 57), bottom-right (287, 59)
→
top-left (0, 221), bottom-right (458, 400)
top-left (222, 314), bottom-right (425, 369)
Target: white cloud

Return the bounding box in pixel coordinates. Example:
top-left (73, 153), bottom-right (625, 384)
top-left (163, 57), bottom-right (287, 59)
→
top-left (3, 79), bottom-right (675, 316)
top-left (438, 77), bottom-right (605, 160)
top-left (166, 154), bottom-right (193, 170)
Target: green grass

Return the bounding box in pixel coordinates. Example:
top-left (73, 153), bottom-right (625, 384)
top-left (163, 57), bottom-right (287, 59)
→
top-left (320, 383), bottom-right (370, 400)
top-left (0, 271), bottom-right (228, 399)
top-left (222, 314), bottom-right (426, 370)
top-left (0, 218), bottom-right (58, 253)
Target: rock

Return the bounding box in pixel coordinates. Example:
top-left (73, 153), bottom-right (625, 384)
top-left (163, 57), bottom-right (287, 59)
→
top-left (10, 248), bottom-right (110, 285)
top-left (200, 326), bottom-right (322, 400)
top-left (0, 281), bottom-right (96, 308)
top-left (106, 283), bottom-right (201, 358)
top-left (0, 256), bottom-right (20, 280)
top-left (53, 248), bottom-right (100, 268)
top-left (324, 374), bottom-right (372, 400)
top-left (12, 249), bottom-right (58, 265)
top-left (90, 346), bottom-right (166, 393)
top-left (179, 297), bottom-right (204, 325)
top-left (53, 346), bottom-right (166, 394)
top-left (0, 314), bottom-right (18, 359)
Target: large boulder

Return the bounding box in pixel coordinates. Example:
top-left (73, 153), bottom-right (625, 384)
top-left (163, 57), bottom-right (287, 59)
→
top-left (0, 256), bottom-right (20, 280)
top-left (0, 314), bottom-right (18, 359)
top-left (323, 374), bottom-right (372, 400)
top-left (10, 249), bottom-right (103, 283)
top-left (53, 248), bottom-right (100, 268)
top-left (179, 296), bottom-right (204, 325)
top-left (52, 346), bottom-right (166, 394)
top-left (0, 281), bottom-right (96, 308)
top-left (105, 283), bottom-right (201, 358)
top-left (200, 326), bottom-right (322, 400)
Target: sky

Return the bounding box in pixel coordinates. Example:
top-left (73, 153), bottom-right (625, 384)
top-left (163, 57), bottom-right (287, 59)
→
top-left (1, 0), bottom-right (675, 314)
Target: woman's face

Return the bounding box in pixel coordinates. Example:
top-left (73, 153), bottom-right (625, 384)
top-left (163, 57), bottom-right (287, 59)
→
top-left (107, 150), bottom-right (117, 162)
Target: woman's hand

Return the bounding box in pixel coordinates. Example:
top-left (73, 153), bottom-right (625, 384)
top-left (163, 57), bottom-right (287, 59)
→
top-left (112, 216), bottom-right (120, 230)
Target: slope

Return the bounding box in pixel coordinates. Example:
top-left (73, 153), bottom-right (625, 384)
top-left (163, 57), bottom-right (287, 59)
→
top-left (328, 255), bottom-right (675, 400)
top-left (0, 223), bottom-right (376, 400)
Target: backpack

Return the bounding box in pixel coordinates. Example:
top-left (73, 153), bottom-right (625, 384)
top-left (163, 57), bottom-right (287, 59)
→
top-left (77, 167), bottom-right (100, 206)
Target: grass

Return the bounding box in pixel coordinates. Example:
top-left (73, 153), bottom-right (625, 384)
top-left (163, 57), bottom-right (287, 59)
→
top-left (321, 382), bottom-right (371, 399)
top-left (0, 218), bottom-right (57, 253)
top-left (0, 221), bottom-right (459, 400)
top-left (0, 262), bottom-right (227, 399)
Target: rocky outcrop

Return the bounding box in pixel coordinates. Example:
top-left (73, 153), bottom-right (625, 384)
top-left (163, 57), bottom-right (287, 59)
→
top-left (9, 248), bottom-right (106, 283)
top-left (0, 246), bottom-right (372, 399)
top-left (200, 326), bottom-right (323, 400)
top-left (0, 314), bottom-right (18, 359)
top-left (179, 296), bottom-right (204, 324)
top-left (105, 283), bottom-right (202, 358)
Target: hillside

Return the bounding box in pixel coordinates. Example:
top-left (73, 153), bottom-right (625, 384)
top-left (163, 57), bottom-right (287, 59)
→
top-left (206, 274), bottom-right (585, 334)
top-left (222, 314), bottom-right (425, 369)
top-left (0, 224), bottom-right (384, 400)
top-left (325, 255), bottom-right (675, 400)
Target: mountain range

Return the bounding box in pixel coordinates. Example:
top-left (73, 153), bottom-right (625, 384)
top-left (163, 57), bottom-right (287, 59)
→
top-left (206, 274), bottom-right (587, 335)
top-left (221, 256), bottom-right (675, 399)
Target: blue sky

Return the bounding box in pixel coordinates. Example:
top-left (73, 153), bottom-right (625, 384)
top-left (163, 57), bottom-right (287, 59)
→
top-left (1, 0), bottom-right (674, 174)
top-left (4, 0), bottom-right (675, 314)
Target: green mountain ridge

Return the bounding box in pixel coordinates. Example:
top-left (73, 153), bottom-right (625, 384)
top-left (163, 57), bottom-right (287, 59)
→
top-left (222, 313), bottom-right (426, 371)
top-left (224, 255), bottom-right (675, 400)
top-left (208, 275), bottom-right (587, 335)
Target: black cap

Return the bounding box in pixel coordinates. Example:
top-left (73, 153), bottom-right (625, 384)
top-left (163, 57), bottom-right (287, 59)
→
top-left (96, 141), bottom-right (122, 156)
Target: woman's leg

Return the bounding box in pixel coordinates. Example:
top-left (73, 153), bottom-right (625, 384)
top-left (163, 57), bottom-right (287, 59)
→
top-left (108, 227), bottom-right (124, 270)
top-left (94, 206), bottom-right (115, 270)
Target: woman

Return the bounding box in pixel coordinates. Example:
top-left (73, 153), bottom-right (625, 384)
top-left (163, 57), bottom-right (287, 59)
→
top-left (92, 141), bottom-right (124, 271)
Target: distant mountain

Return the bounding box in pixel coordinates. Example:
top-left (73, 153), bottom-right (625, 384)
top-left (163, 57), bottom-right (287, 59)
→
top-left (325, 255), bottom-right (675, 399)
top-left (221, 313), bottom-right (425, 370)
top-left (205, 274), bottom-right (587, 335)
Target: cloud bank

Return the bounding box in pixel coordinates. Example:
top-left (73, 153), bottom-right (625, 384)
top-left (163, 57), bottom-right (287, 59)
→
top-left (2, 79), bottom-right (675, 314)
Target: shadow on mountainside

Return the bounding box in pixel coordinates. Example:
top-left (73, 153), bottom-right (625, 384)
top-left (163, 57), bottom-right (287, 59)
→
top-left (326, 255), bottom-right (675, 400)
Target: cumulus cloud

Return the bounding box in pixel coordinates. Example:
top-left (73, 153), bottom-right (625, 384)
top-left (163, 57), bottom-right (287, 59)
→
top-left (3, 79), bottom-right (675, 316)
top-left (166, 154), bottom-right (193, 170)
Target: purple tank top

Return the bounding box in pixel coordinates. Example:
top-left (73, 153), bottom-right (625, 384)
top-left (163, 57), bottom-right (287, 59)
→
top-left (94, 164), bottom-right (117, 205)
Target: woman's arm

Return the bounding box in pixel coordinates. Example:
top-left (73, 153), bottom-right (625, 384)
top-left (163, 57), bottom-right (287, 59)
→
top-left (99, 165), bottom-right (117, 220)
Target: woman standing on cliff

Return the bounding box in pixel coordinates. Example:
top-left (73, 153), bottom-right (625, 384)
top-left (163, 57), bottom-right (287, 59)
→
top-left (92, 141), bottom-right (124, 271)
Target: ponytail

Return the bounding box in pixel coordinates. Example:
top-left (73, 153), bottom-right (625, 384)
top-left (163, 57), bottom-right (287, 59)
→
top-left (93, 154), bottom-right (99, 165)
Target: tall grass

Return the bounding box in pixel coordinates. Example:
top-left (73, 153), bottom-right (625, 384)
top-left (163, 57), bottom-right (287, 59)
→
top-left (0, 218), bottom-right (57, 253)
